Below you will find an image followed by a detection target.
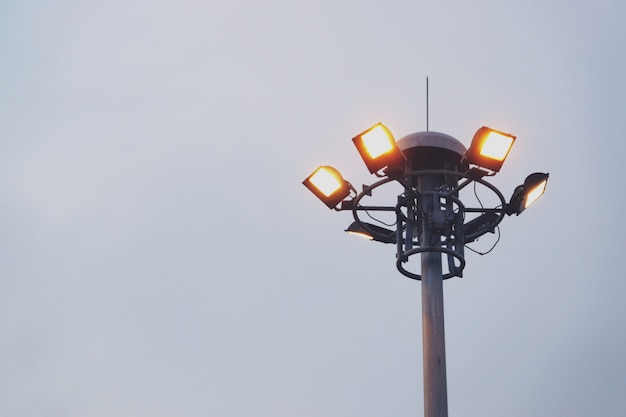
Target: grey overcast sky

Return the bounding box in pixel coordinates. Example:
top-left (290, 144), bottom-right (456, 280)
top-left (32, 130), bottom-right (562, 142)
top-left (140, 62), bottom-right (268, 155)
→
top-left (1, 0), bottom-right (625, 416)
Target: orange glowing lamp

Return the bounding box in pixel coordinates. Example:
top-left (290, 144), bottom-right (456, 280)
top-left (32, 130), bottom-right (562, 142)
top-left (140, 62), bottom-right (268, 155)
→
top-left (465, 127), bottom-right (516, 172)
top-left (352, 123), bottom-right (405, 174)
top-left (303, 166), bottom-right (351, 209)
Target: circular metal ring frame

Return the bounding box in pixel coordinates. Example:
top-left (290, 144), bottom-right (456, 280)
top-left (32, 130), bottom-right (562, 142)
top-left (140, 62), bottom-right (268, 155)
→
top-left (396, 246), bottom-right (466, 280)
top-left (350, 170), bottom-right (508, 280)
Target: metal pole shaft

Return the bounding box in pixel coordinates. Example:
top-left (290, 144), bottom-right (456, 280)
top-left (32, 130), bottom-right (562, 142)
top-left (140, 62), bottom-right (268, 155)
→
top-left (419, 175), bottom-right (448, 417)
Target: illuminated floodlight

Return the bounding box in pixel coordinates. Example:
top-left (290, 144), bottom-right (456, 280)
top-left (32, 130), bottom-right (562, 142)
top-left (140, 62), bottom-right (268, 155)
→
top-left (352, 123), bottom-right (404, 174)
top-left (523, 173), bottom-right (549, 209)
top-left (361, 125), bottom-right (395, 158)
top-left (303, 166), bottom-right (351, 209)
top-left (345, 221), bottom-right (396, 244)
top-left (465, 126), bottom-right (516, 172)
top-left (506, 172), bottom-right (549, 216)
top-left (346, 225), bottom-right (374, 240)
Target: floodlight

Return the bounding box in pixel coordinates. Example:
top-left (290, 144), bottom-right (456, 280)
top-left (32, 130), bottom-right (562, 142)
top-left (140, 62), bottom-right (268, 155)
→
top-left (352, 123), bottom-right (405, 174)
top-left (303, 166), bottom-right (351, 209)
top-left (346, 223), bottom-right (374, 240)
top-left (345, 221), bottom-right (396, 244)
top-left (465, 126), bottom-right (516, 172)
top-left (506, 172), bottom-right (549, 215)
top-left (462, 210), bottom-right (499, 243)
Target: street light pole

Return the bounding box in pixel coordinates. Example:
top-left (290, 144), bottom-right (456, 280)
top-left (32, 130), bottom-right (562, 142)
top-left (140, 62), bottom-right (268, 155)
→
top-left (401, 132), bottom-right (466, 417)
top-left (419, 173), bottom-right (448, 417)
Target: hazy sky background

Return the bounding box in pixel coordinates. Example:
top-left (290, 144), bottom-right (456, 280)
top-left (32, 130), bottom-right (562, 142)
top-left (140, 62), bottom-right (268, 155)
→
top-left (1, 0), bottom-right (625, 416)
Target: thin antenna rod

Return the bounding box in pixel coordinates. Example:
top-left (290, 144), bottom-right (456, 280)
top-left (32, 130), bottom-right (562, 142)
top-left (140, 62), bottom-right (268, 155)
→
top-left (426, 76), bottom-right (429, 131)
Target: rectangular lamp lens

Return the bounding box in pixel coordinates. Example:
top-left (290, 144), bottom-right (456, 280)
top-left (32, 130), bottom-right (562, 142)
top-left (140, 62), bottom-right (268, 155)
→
top-left (347, 231), bottom-right (374, 240)
top-left (309, 167), bottom-right (343, 197)
top-left (361, 125), bottom-right (394, 159)
top-left (480, 132), bottom-right (514, 161)
top-left (524, 180), bottom-right (547, 209)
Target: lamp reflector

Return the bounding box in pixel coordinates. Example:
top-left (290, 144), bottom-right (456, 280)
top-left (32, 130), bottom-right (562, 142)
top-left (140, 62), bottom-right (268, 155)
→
top-left (506, 172), bottom-right (549, 215)
top-left (524, 178), bottom-right (548, 209)
top-left (352, 123), bottom-right (404, 174)
top-left (309, 166), bottom-right (343, 197)
top-left (480, 131), bottom-right (515, 161)
top-left (361, 124), bottom-right (395, 159)
top-left (465, 126), bottom-right (516, 172)
top-left (345, 221), bottom-right (396, 244)
top-left (348, 230), bottom-right (374, 240)
top-left (303, 165), bottom-right (351, 209)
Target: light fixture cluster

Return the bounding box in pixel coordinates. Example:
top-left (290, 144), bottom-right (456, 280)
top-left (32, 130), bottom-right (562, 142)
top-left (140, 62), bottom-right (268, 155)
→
top-left (302, 118), bottom-right (549, 413)
top-left (303, 123), bottom-right (548, 219)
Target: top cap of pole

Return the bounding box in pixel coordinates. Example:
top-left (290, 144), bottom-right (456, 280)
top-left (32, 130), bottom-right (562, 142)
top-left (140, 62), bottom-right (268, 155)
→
top-left (397, 131), bottom-right (466, 156)
top-left (397, 131), bottom-right (467, 172)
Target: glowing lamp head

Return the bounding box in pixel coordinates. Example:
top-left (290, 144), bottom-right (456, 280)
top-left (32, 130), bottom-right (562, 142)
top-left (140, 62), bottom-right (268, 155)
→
top-left (352, 123), bottom-right (405, 174)
top-left (361, 124), bottom-right (395, 159)
top-left (466, 127), bottom-right (516, 172)
top-left (303, 166), bottom-right (351, 209)
top-left (345, 221), bottom-right (396, 244)
top-left (506, 172), bottom-right (549, 216)
top-left (523, 174), bottom-right (548, 210)
top-left (347, 230), bottom-right (374, 240)
top-left (308, 167), bottom-right (343, 197)
top-left (480, 131), bottom-right (515, 161)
